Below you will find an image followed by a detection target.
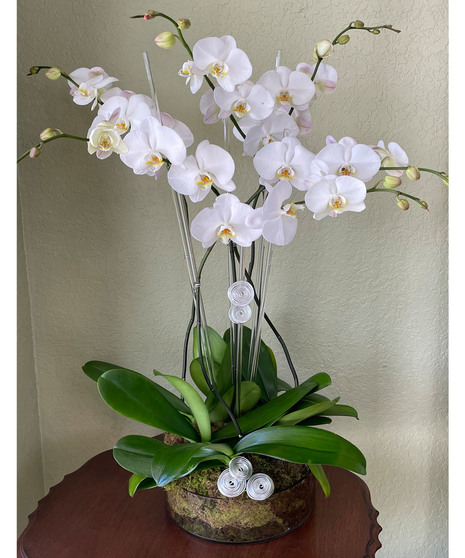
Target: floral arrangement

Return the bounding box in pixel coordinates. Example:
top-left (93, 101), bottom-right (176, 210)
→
top-left (19, 9), bottom-right (447, 502)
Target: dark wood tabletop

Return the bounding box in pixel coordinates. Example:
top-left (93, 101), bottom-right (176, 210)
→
top-left (18, 445), bottom-right (382, 558)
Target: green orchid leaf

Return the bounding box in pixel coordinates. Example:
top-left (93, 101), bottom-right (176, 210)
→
top-left (223, 327), bottom-right (277, 401)
top-left (211, 377), bottom-right (318, 441)
top-left (277, 378), bottom-right (293, 392)
top-left (323, 404), bottom-right (359, 419)
top-left (98, 369), bottom-right (199, 441)
top-left (153, 371), bottom-right (211, 442)
top-left (113, 435), bottom-right (165, 477)
top-left (234, 426), bottom-right (366, 475)
top-left (189, 358), bottom-right (211, 396)
top-left (193, 325), bottom-right (227, 364)
top-left (309, 464), bottom-right (331, 498)
top-left (276, 398), bottom-right (340, 426)
top-left (151, 442), bottom-right (229, 486)
top-left (128, 474), bottom-right (157, 497)
top-left (298, 416), bottom-right (333, 426)
top-left (209, 381), bottom-right (261, 424)
top-left (307, 372), bottom-right (331, 391)
top-left (84, 360), bottom-right (190, 414)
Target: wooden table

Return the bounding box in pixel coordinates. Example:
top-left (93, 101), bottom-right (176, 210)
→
top-left (18, 447), bottom-right (382, 557)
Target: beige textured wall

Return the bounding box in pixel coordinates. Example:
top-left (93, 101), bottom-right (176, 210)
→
top-left (17, 0), bottom-right (448, 555)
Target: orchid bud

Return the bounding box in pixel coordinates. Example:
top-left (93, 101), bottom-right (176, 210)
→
top-left (144, 10), bottom-right (159, 20)
top-left (396, 196), bottom-right (409, 210)
top-left (406, 166), bottom-right (420, 181)
top-left (441, 173), bottom-right (449, 187)
top-left (28, 66), bottom-right (40, 75)
top-left (354, 20), bottom-right (365, 28)
top-left (337, 35), bottom-right (351, 45)
top-left (155, 31), bottom-right (176, 49)
top-left (315, 40), bottom-right (334, 59)
top-left (381, 156), bottom-right (396, 168)
top-left (45, 67), bottom-right (61, 80)
top-left (177, 18), bottom-right (191, 30)
top-left (419, 200), bottom-right (429, 211)
top-left (371, 29), bottom-right (381, 35)
top-left (383, 175), bottom-right (402, 189)
top-left (29, 146), bottom-right (42, 159)
top-left (39, 128), bottom-right (62, 141)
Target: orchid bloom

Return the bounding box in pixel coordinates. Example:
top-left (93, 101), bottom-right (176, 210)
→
top-left (305, 175), bottom-right (367, 220)
top-left (178, 61), bottom-right (204, 94)
top-left (236, 112), bottom-right (299, 156)
top-left (258, 66), bottom-right (315, 112)
top-left (90, 94), bottom-right (154, 135)
top-left (257, 181), bottom-right (304, 245)
top-left (168, 140), bottom-right (235, 202)
top-left (292, 108), bottom-right (312, 135)
top-left (213, 81), bottom-right (274, 121)
top-left (193, 36), bottom-right (252, 92)
top-left (372, 140), bottom-right (409, 177)
top-left (87, 110), bottom-right (128, 160)
top-left (200, 90), bottom-right (223, 124)
top-left (159, 113), bottom-right (194, 147)
top-left (68, 67), bottom-right (118, 110)
top-left (314, 137), bottom-right (381, 182)
top-left (297, 62), bottom-right (337, 95)
top-left (120, 116), bottom-right (186, 177)
top-left (253, 136), bottom-right (315, 191)
top-left (191, 194), bottom-right (262, 247)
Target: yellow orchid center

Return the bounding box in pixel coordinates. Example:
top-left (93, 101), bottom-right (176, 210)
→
top-left (97, 134), bottom-right (114, 151)
top-left (78, 87), bottom-right (90, 97)
top-left (116, 120), bottom-right (129, 132)
top-left (284, 203), bottom-right (298, 217)
top-left (217, 225), bottom-right (236, 244)
top-left (145, 152), bottom-right (165, 170)
top-left (338, 164), bottom-right (356, 176)
top-left (196, 174), bottom-right (214, 190)
top-left (277, 89), bottom-right (292, 104)
top-left (210, 62), bottom-right (227, 77)
top-left (277, 165), bottom-right (295, 180)
top-left (329, 194), bottom-right (347, 213)
top-left (232, 99), bottom-right (250, 118)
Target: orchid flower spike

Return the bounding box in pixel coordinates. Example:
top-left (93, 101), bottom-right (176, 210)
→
top-left (193, 35), bottom-right (252, 92)
top-left (87, 109), bottom-right (128, 160)
top-left (68, 67), bottom-right (118, 110)
top-left (258, 66), bottom-right (315, 112)
top-left (305, 175), bottom-right (367, 220)
top-left (119, 116), bottom-right (186, 177)
top-left (191, 194), bottom-right (262, 248)
top-left (168, 140), bottom-right (235, 202)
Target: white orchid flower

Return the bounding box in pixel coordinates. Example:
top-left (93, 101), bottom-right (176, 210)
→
top-left (199, 90), bottom-right (225, 124)
top-left (213, 81), bottom-right (274, 121)
top-left (257, 181), bottom-right (304, 245)
top-left (193, 35), bottom-right (252, 92)
top-left (168, 140), bottom-right (235, 203)
top-left (87, 110), bottom-right (128, 160)
top-left (191, 194), bottom-right (262, 248)
top-left (89, 94), bottom-right (154, 136)
top-left (293, 108), bottom-right (312, 135)
top-left (178, 60), bottom-right (204, 94)
top-left (120, 116), bottom-right (186, 177)
top-left (68, 67), bottom-right (118, 110)
top-left (305, 175), bottom-right (367, 220)
top-left (372, 140), bottom-right (408, 177)
top-left (253, 136), bottom-right (315, 191)
top-left (296, 62), bottom-right (337, 95)
top-left (315, 136), bottom-right (381, 182)
top-left (258, 66), bottom-right (315, 112)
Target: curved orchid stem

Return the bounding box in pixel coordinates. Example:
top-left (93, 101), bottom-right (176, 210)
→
top-left (17, 133), bottom-right (88, 163)
top-left (380, 166), bottom-right (448, 184)
top-left (311, 22), bottom-right (401, 81)
top-left (366, 187), bottom-right (428, 209)
top-left (132, 11), bottom-right (247, 140)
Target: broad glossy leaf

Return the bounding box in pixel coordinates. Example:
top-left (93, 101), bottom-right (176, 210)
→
top-left (98, 369), bottom-right (199, 441)
top-left (211, 377), bottom-right (318, 441)
top-left (309, 464), bottom-right (331, 498)
top-left (84, 360), bottom-right (190, 414)
top-left (299, 416), bottom-right (332, 426)
top-left (113, 435), bottom-right (165, 477)
top-left (154, 371), bottom-right (211, 442)
top-left (193, 325), bottom-right (227, 364)
top-left (277, 398), bottom-right (340, 426)
top-left (128, 473), bottom-right (157, 497)
top-left (189, 358), bottom-right (210, 396)
top-left (277, 378), bottom-right (293, 392)
top-left (323, 404), bottom-right (359, 419)
top-left (151, 442), bottom-right (230, 486)
top-left (223, 327), bottom-right (277, 401)
top-left (234, 426), bottom-right (366, 475)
